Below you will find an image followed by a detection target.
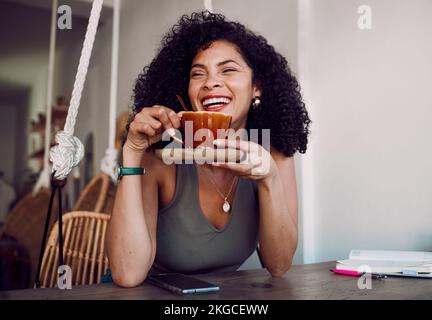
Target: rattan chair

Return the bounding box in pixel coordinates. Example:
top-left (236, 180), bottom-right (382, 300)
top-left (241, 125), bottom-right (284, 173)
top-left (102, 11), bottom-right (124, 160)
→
top-left (73, 173), bottom-right (116, 214)
top-left (39, 211), bottom-right (110, 288)
top-left (0, 188), bottom-right (59, 283)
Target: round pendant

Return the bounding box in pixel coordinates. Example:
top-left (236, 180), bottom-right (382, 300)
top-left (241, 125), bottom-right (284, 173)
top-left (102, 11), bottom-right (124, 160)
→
top-left (222, 200), bottom-right (231, 213)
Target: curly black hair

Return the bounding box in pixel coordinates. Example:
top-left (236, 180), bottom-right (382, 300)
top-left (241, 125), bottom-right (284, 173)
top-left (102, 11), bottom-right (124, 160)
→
top-left (131, 11), bottom-right (311, 156)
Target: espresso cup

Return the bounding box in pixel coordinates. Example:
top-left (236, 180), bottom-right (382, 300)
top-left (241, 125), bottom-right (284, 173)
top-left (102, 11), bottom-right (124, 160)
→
top-left (180, 111), bottom-right (232, 148)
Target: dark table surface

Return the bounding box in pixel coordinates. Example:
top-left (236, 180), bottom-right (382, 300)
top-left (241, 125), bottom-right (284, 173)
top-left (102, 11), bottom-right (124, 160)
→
top-left (1, 261), bottom-right (431, 300)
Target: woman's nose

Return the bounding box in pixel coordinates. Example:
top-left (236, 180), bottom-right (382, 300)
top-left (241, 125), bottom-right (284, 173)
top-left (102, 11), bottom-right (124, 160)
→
top-left (203, 74), bottom-right (223, 89)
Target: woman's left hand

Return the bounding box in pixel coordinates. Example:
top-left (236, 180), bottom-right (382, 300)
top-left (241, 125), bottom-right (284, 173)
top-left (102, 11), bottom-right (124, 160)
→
top-left (211, 139), bottom-right (278, 182)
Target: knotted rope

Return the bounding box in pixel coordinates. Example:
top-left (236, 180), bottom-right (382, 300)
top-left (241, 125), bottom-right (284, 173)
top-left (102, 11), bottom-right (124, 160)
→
top-left (50, 0), bottom-right (104, 181)
top-left (34, 0), bottom-right (104, 289)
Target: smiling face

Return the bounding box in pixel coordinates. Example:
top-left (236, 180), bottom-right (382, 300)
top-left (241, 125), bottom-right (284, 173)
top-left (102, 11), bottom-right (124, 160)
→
top-left (188, 40), bottom-right (261, 130)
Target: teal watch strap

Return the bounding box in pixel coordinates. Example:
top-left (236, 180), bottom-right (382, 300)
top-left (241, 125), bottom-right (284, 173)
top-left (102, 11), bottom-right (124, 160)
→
top-left (118, 167), bottom-right (145, 179)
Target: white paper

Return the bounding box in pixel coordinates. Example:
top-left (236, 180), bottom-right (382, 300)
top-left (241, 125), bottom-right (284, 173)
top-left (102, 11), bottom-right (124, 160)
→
top-left (336, 250), bottom-right (432, 275)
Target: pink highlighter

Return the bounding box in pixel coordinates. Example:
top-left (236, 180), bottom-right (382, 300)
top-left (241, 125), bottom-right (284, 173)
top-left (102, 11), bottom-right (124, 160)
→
top-left (331, 268), bottom-right (363, 277)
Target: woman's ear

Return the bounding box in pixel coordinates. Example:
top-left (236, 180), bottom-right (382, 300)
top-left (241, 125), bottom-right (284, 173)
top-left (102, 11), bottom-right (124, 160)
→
top-left (253, 82), bottom-right (262, 98)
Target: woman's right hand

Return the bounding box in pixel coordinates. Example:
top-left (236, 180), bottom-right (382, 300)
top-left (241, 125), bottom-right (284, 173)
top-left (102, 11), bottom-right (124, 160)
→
top-left (124, 105), bottom-right (182, 156)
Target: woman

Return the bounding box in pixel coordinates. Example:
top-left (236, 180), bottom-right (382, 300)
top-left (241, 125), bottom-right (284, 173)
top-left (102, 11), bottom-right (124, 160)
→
top-left (106, 11), bottom-right (311, 287)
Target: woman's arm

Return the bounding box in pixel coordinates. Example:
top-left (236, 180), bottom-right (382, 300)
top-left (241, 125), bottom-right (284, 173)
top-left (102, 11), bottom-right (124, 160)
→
top-left (256, 149), bottom-right (298, 277)
top-left (106, 105), bottom-right (181, 287)
top-left (105, 149), bottom-right (159, 287)
top-left (211, 140), bottom-right (298, 277)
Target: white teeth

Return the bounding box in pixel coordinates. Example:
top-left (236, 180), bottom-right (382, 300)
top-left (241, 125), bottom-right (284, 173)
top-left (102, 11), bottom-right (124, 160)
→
top-left (202, 97), bottom-right (231, 106)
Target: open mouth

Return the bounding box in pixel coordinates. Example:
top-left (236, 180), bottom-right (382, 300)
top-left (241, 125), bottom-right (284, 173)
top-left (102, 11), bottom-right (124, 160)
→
top-left (201, 96), bottom-right (232, 111)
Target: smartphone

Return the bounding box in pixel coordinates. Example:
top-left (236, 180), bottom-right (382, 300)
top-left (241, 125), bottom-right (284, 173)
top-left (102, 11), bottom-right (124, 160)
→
top-left (146, 273), bottom-right (220, 295)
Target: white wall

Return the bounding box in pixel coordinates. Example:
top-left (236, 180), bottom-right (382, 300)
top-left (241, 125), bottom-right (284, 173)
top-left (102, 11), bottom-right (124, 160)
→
top-left (75, 12), bottom-right (113, 179)
top-left (299, 0), bottom-right (432, 263)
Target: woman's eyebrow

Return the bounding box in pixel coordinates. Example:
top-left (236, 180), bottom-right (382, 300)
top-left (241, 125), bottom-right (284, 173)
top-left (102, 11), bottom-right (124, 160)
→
top-left (191, 59), bottom-right (241, 69)
top-left (191, 63), bottom-right (205, 69)
top-left (217, 59), bottom-right (241, 67)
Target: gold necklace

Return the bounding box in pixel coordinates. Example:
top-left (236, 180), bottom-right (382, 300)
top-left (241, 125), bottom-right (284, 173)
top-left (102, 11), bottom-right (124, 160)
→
top-left (201, 166), bottom-right (238, 213)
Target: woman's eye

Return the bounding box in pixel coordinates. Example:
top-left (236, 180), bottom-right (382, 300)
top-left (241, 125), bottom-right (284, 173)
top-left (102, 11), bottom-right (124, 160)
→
top-left (223, 68), bottom-right (237, 73)
top-left (191, 72), bottom-right (204, 78)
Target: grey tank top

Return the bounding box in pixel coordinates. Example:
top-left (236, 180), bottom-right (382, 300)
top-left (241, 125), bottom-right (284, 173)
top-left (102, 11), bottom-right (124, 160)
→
top-left (151, 164), bottom-right (259, 275)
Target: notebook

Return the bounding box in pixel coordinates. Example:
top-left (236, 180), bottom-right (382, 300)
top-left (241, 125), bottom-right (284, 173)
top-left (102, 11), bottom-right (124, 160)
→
top-left (335, 250), bottom-right (432, 278)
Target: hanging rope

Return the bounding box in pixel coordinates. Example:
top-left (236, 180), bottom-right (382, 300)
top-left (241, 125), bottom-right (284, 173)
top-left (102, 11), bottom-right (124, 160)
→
top-left (33, 0), bottom-right (58, 195)
top-left (34, 0), bottom-right (104, 289)
top-left (100, 0), bottom-right (121, 182)
top-left (50, 0), bottom-right (104, 180)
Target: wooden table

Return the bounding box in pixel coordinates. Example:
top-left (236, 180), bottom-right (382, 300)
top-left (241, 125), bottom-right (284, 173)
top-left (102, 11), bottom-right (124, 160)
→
top-left (1, 262), bottom-right (431, 300)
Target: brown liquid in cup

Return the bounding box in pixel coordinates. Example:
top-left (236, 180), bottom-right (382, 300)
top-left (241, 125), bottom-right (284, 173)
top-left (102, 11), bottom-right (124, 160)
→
top-left (180, 111), bottom-right (232, 148)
